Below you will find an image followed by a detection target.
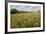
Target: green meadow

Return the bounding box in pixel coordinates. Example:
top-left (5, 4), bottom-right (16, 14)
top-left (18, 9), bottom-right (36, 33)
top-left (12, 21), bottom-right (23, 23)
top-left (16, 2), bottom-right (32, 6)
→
top-left (11, 13), bottom-right (41, 28)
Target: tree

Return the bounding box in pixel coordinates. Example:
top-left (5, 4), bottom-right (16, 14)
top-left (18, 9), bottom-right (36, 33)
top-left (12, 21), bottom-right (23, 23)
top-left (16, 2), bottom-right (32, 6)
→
top-left (10, 9), bottom-right (19, 14)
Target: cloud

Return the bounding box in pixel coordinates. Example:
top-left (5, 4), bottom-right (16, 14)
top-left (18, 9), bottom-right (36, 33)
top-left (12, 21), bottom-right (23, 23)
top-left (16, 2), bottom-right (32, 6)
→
top-left (10, 5), bottom-right (41, 12)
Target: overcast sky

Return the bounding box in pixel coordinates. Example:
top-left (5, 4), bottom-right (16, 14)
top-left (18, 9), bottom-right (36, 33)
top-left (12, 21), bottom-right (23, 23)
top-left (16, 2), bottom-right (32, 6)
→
top-left (10, 5), bottom-right (41, 12)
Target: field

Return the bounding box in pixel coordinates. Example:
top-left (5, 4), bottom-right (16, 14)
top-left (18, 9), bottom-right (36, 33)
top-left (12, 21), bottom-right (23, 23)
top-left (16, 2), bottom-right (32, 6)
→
top-left (11, 13), bottom-right (41, 28)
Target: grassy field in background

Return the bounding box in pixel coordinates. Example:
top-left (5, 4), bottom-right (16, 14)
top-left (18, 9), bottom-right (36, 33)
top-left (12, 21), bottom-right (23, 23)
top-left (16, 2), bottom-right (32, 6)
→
top-left (11, 13), bottom-right (41, 28)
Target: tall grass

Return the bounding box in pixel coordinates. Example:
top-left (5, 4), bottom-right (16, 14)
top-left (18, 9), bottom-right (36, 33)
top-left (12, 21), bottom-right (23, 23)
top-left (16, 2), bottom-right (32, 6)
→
top-left (11, 13), bottom-right (41, 28)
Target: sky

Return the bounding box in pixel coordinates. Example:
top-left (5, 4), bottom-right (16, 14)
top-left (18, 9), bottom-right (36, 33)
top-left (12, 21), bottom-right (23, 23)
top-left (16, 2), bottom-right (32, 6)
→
top-left (10, 5), bottom-right (41, 12)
